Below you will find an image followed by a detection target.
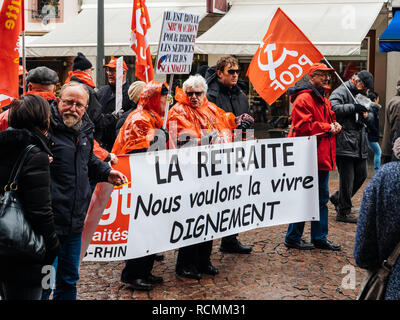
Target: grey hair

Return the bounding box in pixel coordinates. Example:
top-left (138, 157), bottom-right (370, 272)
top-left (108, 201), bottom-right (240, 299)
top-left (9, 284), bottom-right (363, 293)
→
top-left (182, 74), bottom-right (208, 93)
top-left (59, 81), bottom-right (90, 105)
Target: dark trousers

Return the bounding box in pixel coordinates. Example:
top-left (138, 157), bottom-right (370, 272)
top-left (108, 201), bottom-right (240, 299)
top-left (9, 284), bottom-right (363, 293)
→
top-left (331, 156), bottom-right (367, 214)
top-left (121, 255), bottom-right (155, 280)
top-left (221, 234), bottom-right (239, 246)
top-left (176, 241), bottom-right (213, 272)
top-left (285, 170), bottom-right (330, 242)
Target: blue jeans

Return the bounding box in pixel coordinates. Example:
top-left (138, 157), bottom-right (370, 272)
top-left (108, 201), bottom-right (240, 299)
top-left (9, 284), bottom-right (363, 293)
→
top-left (41, 234), bottom-right (82, 300)
top-left (368, 141), bottom-right (381, 171)
top-left (285, 170), bottom-right (329, 243)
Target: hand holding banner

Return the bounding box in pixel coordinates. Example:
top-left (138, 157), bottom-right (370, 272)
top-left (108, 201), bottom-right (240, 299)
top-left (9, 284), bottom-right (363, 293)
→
top-left (247, 8), bottom-right (323, 105)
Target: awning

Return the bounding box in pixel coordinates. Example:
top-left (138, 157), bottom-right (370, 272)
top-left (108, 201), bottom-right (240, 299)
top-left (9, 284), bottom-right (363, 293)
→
top-left (379, 9), bottom-right (400, 52)
top-left (26, 1), bottom-right (207, 57)
top-left (195, 0), bottom-right (386, 56)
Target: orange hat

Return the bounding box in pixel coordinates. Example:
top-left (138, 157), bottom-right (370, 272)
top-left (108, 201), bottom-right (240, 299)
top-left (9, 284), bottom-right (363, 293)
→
top-left (103, 58), bottom-right (128, 70)
top-left (308, 63), bottom-right (334, 76)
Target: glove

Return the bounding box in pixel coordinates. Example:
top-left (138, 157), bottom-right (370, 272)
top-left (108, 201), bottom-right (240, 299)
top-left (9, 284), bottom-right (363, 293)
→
top-left (43, 233), bottom-right (60, 265)
top-left (354, 104), bottom-right (368, 113)
top-left (112, 109), bottom-right (124, 119)
top-left (201, 130), bottom-right (219, 145)
top-left (236, 113), bottom-right (255, 130)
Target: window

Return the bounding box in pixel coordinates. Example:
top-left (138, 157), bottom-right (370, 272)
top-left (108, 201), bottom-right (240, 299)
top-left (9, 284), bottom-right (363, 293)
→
top-left (32, 0), bottom-right (60, 24)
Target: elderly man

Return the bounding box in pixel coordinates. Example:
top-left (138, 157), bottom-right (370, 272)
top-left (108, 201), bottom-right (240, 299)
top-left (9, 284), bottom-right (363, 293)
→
top-left (0, 66), bottom-right (59, 130)
top-left (284, 63), bottom-right (342, 251)
top-left (42, 81), bottom-right (127, 300)
top-left (381, 80), bottom-right (400, 163)
top-left (205, 56), bottom-right (253, 254)
top-left (329, 70), bottom-right (374, 224)
top-left (96, 58), bottom-right (136, 151)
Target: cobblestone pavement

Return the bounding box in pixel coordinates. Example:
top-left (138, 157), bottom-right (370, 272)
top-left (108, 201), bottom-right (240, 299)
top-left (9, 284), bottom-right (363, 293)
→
top-left (77, 176), bottom-right (371, 300)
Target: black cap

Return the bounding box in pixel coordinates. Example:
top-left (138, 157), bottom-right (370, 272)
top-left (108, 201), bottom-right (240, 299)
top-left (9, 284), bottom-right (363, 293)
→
top-left (26, 66), bottom-right (59, 84)
top-left (357, 70), bottom-right (374, 90)
top-left (73, 52), bottom-right (92, 71)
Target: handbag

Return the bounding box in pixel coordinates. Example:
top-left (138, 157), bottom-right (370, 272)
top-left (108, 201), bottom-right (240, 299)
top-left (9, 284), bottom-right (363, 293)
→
top-left (0, 144), bottom-right (46, 263)
top-left (357, 240), bottom-right (400, 300)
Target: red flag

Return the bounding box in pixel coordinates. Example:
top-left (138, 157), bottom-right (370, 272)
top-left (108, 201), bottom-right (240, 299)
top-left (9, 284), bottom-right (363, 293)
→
top-left (247, 8), bottom-right (323, 105)
top-left (130, 0), bottom-right (154, 82)
top-left (0, 0), bottom-right (24, 108)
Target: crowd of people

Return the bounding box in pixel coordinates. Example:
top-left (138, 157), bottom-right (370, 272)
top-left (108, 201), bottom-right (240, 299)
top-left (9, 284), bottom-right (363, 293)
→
top-left (1, 53), bottom-right (400, 300)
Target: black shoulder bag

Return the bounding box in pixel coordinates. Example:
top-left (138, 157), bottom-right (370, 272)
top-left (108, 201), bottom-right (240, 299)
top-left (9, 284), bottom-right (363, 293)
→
top-left (0, 144), bottom-right (46, 262)
top-left (357, 241), bottom-right (400, 300)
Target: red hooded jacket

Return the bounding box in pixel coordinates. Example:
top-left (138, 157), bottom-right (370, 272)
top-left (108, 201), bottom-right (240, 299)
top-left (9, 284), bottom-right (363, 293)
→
top-left (112, 81), bottom-right (165, 155)
top-left (288, 83), bottom-right (336, 171)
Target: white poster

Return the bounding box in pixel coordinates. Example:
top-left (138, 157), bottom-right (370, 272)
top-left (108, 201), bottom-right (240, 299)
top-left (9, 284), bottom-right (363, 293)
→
top-left (155, 10), bottom-right (200, 74)
top-left (82, 137), bottom-right (319, 262)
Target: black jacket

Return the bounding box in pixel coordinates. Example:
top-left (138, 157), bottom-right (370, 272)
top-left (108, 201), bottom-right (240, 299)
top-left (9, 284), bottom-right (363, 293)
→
top-left (366, 103), bottom-right (381, 143)
top-left (96, 82), bottom-right (136, 151)
top-left (49, 104), bottom-right (111, 236)
top-left (329, 80), bottom-right (370, 158)
top-left (205, 66), bottom-right (249, 116)
top-left (0, 128), bottom-right (59, 284)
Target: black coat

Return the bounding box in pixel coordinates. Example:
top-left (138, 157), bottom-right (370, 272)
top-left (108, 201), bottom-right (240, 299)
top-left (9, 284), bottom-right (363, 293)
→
top-left (205, 66), bottom-right (249, 116)
top-left (0, 128), bottom-right (59, 285)
top-left (329, 80), bottom-right (370, 159)
top-left (49, 104), bottom-right (111, 236)
top-left (96, 82), bottom-right (136, 151)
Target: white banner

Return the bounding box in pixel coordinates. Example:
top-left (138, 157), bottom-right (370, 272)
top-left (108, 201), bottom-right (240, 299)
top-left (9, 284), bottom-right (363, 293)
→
top-left (82, 137), bottom-right (319, 262)
top-left (155, 10), bottom-right (200, 74)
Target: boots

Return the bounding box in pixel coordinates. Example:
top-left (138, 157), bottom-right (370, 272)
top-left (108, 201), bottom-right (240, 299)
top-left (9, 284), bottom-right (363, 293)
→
top-left (336, 211), bottom-right (358, 224)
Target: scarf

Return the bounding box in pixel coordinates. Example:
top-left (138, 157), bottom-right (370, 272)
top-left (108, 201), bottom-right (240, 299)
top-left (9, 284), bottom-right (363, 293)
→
top-left (24, 90), bottom-right (58, 101)
top-left (65, 70), bottom-right (95, 88)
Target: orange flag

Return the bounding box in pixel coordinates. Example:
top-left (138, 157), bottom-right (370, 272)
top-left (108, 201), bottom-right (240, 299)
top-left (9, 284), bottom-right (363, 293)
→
top-left (130, 0), bottom-right (154, 82)
top-left (247, 8), bottom-right (323, 105)
top-left (0, 0), bottom-right (24, 108)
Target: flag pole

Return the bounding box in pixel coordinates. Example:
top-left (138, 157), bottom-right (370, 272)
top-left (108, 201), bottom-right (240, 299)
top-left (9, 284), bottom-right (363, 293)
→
top-left (323, 57), bottom-right (356, 102)
top-left (162, 74), bottom-right (174, 129)
top-left (22, 30), bottom-right (26, 96)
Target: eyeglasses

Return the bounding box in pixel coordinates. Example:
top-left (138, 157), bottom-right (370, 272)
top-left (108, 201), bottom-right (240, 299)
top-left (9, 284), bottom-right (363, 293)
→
top-left (313, 72), bottom-right (331, 78)
top-left (227, 69), bottom-right (240, 75)
top-left (61, 99), bottom-right (87, 110)
top-left (186, 91), bottom-right (203, 97)
top-left (106, 69), bottom-right (116, 74)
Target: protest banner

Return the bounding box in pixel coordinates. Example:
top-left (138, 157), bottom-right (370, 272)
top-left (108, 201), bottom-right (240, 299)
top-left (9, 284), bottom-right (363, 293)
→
top-left (82, 136), bottom-right (319, 262)
top-left (247, 8), bottom-right (323, 105)
top-left (115, 56), bottom-right (123, 113)
top-left (155, 10), bottom-right (200, 75)
top-left (0, 0), bottom-right (24, 108)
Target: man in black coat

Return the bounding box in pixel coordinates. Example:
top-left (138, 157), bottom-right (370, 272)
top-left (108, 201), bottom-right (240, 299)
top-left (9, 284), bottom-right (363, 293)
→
top-left (42, 81), bottom-right (127, 300)
top-left (205, 56), bottom-right (253, 254)
top-left (329, 70), bottom-right (374, 224)
top-left (96, 58), bottom-right (136, 151)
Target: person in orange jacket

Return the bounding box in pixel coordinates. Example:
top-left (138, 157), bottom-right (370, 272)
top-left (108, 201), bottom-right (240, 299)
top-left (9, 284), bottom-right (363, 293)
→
top-left (166, 74), bottom-right (254, 280)
top-left (112, 80), bottom-right (168, 291)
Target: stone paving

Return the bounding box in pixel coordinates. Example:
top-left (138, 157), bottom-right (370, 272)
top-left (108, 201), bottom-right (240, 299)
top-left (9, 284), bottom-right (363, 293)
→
top-left (77, 176), bottom-right (371, 300)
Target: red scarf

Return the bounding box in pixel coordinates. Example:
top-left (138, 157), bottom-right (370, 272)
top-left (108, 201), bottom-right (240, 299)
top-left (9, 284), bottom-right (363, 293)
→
top-left (65, 70), bottom-right (95, 88)
top-left (24, 90), bottom-right (58, 101)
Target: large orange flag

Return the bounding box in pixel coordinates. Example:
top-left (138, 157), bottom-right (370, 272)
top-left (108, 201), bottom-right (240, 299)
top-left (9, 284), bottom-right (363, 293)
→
top-left (130, 0), bottom-right (154, 82)
top-left (247, 8), bottom-right (323, 105)
top-left (0, 0), bottom-right (24, 108)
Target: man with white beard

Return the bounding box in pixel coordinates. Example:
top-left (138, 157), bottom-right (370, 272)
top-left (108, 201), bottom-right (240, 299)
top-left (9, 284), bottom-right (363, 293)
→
top-left (42, 81), bottom-right (127, 300)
